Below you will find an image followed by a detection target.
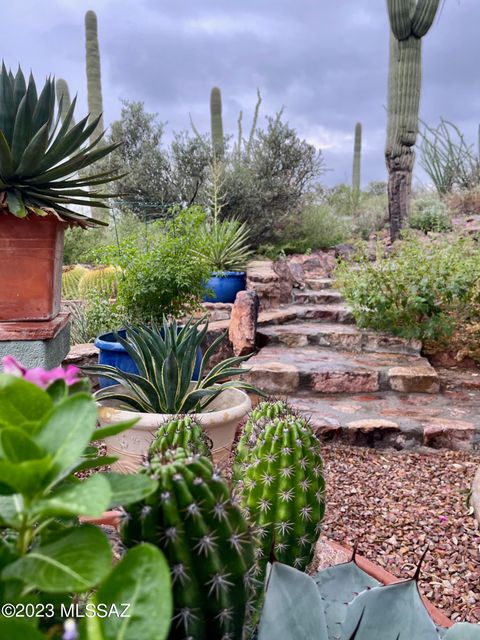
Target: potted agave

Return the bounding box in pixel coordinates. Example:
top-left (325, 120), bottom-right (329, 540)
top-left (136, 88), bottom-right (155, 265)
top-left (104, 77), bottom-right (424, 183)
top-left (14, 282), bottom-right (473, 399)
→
top-left (83, 316), bottom-right (260, 470)
top-left (199, 217), bottom-right (253, 303)
top-left (0, 65), bottom-right (119, 321)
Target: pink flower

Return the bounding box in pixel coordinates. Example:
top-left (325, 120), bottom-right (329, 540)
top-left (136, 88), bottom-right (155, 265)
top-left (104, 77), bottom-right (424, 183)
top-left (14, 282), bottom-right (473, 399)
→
top-left (1, 355), bottom-right (81, 389)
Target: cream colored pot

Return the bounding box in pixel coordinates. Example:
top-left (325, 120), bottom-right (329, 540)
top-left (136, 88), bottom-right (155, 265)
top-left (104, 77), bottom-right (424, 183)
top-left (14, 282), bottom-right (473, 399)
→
top-left (97, 386), bottom-right (252, 472)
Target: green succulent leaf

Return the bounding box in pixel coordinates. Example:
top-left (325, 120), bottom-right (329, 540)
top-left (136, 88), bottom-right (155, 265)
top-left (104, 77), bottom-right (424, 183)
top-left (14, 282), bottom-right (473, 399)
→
top-left (31, 473), bottom-right (112, 519)
top-left (2, 524), bottom-right (112, 593)
top-left (85, 544), bottom-right (172, 640)
top-left (258, 562), bottom-right (328, 640)
top-left (0, 375), bottom-right (53, 427)
top-left (103, 472), bottom-right (158, 509)
top-left (0, 619), bottom-right (45, 639)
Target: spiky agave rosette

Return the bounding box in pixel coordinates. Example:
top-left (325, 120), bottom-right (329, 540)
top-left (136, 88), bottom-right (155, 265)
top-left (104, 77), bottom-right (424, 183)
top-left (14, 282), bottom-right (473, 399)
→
top-left (235, 414), bottom-right (326, 573)
top-left (120, 449), bottom-right (259, 640)
top-left (0, 64), bottom-right (121, 226)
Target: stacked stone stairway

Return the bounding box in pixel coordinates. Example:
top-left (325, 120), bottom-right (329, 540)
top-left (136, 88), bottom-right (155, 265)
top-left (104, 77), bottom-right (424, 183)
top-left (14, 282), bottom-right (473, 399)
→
top-left (243, 277), bottom-right (480, 451)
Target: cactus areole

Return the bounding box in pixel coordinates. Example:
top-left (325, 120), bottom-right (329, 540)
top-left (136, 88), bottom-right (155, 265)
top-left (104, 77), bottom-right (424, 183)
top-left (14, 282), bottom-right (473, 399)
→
top-left (385, 0), bottom-right (441, 240)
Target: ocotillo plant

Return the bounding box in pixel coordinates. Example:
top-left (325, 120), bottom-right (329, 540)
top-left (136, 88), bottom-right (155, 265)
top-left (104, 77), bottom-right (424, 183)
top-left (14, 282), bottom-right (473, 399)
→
top-left (385, 0), bottom-right (441, 240)
top-left (56, 78), bottom-right (74, 127)
top-left (85, 10), bottom-right (105, 143)
top-left (210, 86), bottom-right (225, 158)
top-left (352, 122), bottom-right (362, 210)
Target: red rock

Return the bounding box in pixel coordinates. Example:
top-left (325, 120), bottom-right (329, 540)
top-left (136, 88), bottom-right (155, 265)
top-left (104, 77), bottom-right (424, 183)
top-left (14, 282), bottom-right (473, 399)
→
top-left (422, 419), bottom-right (476, 450)
top-left (0, 311), bottom-right (70, 341)
top-left (311, 371), bottom-right (380, 394)
top-left (228, 291), bottom-right (259, 357)
top-left (244, 361), bottom-right (299, 394)
top-left (388, 366), bottom-right (440, 394)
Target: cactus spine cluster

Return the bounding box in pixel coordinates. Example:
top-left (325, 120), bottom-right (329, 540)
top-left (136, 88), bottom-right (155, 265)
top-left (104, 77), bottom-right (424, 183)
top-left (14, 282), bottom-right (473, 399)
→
top-left (62, 265), bottom-right (88, 300)
top-left (385, 0), bottom-right (441, 240)
top-left (235, 414), bottom-right (325, 573)
top-left (210, 86), bottom-right (225, 158)
top-left (352, 122), bottom-right (362, 209)
top-left (121, 450), bottom-right (257, 640)
top-left (149, 417), bottom-right (211, 458)
top-left (85, 10), bottom-right (105, 144)
top-left (56, 78), bottom-right (74, 128)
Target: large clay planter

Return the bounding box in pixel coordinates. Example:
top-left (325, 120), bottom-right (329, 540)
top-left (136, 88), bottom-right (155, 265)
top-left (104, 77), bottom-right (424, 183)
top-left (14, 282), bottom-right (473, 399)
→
top-left (0, 213), bottom-right (66, 321)
top-left (97, 386), bottom-right (252, 472)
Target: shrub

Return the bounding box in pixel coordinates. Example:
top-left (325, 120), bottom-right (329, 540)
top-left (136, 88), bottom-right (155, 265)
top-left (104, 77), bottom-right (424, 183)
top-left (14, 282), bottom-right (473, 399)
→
top-left (68, 296), bottom-right (126, 345)
top-left (97, 206), bottom-right (212, 324)
top-left (300, 204), bottom-right (352, 249)
top-left (446, 188), bottom-right (480, 217)
top-left (409, 198), bottom-right (453, 233)
top-left (335, 234), bottom-right (480, 341)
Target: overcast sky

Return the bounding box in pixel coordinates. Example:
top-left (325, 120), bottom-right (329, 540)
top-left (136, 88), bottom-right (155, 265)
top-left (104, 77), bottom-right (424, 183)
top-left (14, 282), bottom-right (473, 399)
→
top-left (3, 0), bottom-right (480, 187)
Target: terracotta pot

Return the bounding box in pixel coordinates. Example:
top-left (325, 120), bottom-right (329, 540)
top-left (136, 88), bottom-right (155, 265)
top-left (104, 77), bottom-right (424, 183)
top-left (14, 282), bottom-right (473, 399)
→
top-left (97, 386), bottom-right (252, 472)
top-left (0, 213), bottom-right (66, 321)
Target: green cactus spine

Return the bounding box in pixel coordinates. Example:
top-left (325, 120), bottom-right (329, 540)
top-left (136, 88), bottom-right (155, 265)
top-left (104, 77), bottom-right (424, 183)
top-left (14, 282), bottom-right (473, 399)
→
top-left (149, 417), bottom-right (211, 458)
top-left (56, 78), bottom-right (75, 128)
top-left (210, 86), bottom-right (225, 158)
top-left (121, 450), bottom-right (257, 639)
top-left (234, 400), bottom-right (293, 479)
top-left (85, 10), bottom-right (105, 143)
top-left (236, 415), bottom-right (325, 573)
top-left (385, 0), bottom-right (441, 240)
top-left (352, 122), bottom-right (362, 209)
top-left (62, 265), bottom-right (88, 300)
top-left (77, 266), bottom-right (119, 300)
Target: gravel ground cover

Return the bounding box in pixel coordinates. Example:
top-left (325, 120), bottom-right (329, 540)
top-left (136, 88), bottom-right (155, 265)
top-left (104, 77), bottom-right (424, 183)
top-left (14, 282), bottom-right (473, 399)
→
top-left (321, 444), bottom-right (480, 623)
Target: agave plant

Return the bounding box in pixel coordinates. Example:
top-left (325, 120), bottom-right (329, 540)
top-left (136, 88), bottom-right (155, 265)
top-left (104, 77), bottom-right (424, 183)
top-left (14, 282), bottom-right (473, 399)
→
top-left (83, 315), bottom-right (262, 413)
top-left (0, 64), bottom-right (120, 225)
top-left (196, 217), bottom-right (253, 272)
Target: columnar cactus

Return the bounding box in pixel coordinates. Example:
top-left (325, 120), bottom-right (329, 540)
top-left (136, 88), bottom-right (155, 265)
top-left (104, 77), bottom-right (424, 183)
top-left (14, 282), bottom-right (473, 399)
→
top-left (121, 450), bottom-right (258, 640)
top-left (234, 400), bottom-right (293, 479)
top-left (56, 78), bottom-right (74, 127)
top-left (385, 0), bottom-right (441, 240)
top-left (352, 122), bottom-right (362, 209)
top-left (149, 417), bottom-right (211, 458)
top-left (236, 415), bottom-right (325, 573)
top-left (85, 10), bottom-right (105, 143)
top-left (62, 265), bottom-right (88, 300)
top-left (210, 86), bottom-right (225, 158)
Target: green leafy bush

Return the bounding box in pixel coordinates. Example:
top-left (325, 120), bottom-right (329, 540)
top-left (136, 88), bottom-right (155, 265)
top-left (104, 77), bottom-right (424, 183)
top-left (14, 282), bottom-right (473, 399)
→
top-left (409, 198), bottom-right (453, 233)
top-left (336, 234), bottom-right (480, 341)
top-left (97, 207), bottom-right (212, 324)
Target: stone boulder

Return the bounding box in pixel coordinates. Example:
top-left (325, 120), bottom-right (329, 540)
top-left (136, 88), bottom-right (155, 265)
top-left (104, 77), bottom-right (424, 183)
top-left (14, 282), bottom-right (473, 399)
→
top-left (228, 290), bottom-right (259, 356)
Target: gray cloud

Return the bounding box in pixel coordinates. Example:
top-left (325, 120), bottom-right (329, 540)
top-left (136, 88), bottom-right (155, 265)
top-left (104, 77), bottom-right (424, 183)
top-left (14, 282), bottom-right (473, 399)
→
top-left (2, 0), bottom-right (479, 187)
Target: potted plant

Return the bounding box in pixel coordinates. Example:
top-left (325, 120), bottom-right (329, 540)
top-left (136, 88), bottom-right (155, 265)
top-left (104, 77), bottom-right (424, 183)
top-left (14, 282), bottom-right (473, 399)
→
top-left (0, 65), bottom-right (119, 322)
top-left (84, 316), bottom-right (260, 469)
top-left (198, 216), bottom-right (253, 303)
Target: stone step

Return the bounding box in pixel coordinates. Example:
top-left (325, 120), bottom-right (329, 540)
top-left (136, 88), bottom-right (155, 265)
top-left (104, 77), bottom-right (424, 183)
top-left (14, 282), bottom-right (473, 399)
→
top-left (293, 289), bottom-right (344, 305)
top-left (258, 304), bottom-right (355, 326)
top-left (257, 323), bottom-right (421, 356)
top-left (243, 346), bottom-right (439, 396)
top-left (287, 391), bottom-right (480, 451)
top-left (305, 277), bottom-right (334, 290)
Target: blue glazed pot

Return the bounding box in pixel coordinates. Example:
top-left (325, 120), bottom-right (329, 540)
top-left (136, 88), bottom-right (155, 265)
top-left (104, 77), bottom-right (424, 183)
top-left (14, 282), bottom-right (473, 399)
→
top-left (95, 329), bottom-right (202, 389)
top-left (204, 271), bottom-right (246, 304)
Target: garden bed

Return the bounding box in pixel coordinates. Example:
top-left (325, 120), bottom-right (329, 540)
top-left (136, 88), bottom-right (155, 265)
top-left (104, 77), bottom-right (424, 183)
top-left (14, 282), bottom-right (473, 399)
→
top-left (321, 444), bottom-right (480, 623)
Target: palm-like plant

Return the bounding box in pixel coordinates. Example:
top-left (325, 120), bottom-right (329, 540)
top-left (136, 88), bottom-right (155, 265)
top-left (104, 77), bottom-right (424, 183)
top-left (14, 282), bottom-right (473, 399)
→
top-left (196, 218), bottom-right (253, 272)
top-left (0, 64), bottom-right (120, 226)
top-left (83, 316), bottom-right (261, 414)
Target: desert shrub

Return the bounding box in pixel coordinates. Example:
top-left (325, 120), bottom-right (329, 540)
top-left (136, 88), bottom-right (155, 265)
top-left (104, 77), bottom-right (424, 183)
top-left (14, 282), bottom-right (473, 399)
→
top-left (300, 204), bottom-right (352, 249)
top-left (68, 296), bottom-right (126, 345)
top-left (446, 188), bottom-right (480, 217)
top-left (96, 207), bottom-right (212, 324)
top-left (335, 234), bottom-right (480, 341)
top-left (409, 198), bottom-right (452, 233)
top-left (63, 225), bottom-right (108, 264)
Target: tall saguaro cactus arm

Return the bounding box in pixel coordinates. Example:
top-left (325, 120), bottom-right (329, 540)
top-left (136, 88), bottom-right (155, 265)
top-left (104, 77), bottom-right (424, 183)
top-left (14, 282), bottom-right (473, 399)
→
top-left (85, 9), bottom-right (105, 143)
top-left (210, 86), bottom-right (225, 158)
top-left (352, 122), bottom-right (362, 208)
top-left (385, 0), bottom-right (440, 240)
top-left (56, 78), bottom-right (75, 128)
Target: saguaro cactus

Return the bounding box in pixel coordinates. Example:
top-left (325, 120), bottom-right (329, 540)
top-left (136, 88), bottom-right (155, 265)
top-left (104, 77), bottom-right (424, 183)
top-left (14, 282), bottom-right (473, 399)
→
top-left (85, 10), bottom-right (105, 143)
top-left (385, 0), bottom-right (440, 240)
top-left (210, 86), bottom-right (225, 158)
top-left (352, 122), bottom-right (362, 209)
top-left (56, 78), bottom-right (74, 127)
